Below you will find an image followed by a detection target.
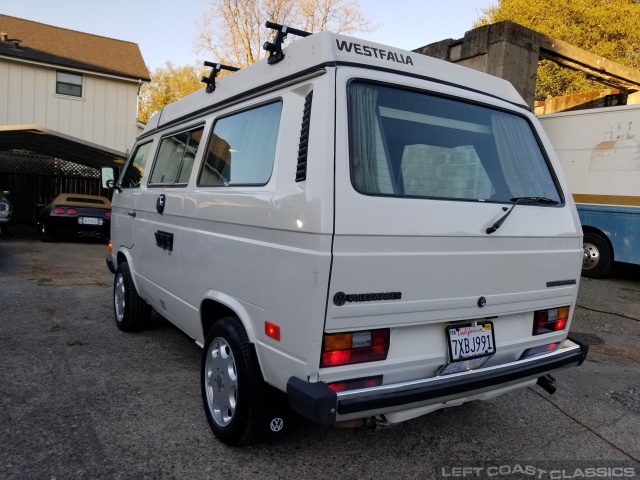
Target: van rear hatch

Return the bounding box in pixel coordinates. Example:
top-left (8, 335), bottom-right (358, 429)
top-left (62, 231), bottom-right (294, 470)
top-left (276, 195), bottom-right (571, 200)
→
top-left (326, 77), bottom-right (582, 379)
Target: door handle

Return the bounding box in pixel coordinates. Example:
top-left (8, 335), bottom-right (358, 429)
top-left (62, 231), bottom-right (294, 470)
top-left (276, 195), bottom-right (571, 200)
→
top-left (127, 211), bottom-right (136, 218)
top-left (156, 194), bottom-right (166, 214)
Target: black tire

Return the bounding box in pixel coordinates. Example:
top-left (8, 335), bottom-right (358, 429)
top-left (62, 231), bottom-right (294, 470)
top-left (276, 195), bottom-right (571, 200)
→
top-left (113, 262), bottom-right (151, 331)
top-left (201, 317), bottom-right (291, 446)
top-left (582, 232), bottom-right (614, 279)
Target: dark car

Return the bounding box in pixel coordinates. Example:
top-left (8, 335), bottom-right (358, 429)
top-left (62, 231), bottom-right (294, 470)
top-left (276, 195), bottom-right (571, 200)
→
top-left (0, 189), bottom-right (13, 236)
top-left (40, 193), bottom-right (111, 242)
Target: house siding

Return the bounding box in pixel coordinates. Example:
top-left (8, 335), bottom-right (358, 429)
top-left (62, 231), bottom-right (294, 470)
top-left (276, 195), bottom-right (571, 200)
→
top-left (0, 58), bottom-right (140, 152)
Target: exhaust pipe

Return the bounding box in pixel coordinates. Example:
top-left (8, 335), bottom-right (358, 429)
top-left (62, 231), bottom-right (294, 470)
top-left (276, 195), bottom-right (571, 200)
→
top-left (334, 415), bottom-right (392, 429)
top-left (537, 374), bottom-right (557, 394)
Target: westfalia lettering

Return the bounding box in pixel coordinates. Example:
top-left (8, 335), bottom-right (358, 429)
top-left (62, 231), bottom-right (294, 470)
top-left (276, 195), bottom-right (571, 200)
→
top-left (336, 40), bottom-right (414, 65)
top-left (345, 292), bottom-right (402, 302)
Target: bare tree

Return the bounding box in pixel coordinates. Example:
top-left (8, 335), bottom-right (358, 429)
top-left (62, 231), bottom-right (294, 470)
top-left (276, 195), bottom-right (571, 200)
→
top-left (195, 0), bottom-right (377, 67)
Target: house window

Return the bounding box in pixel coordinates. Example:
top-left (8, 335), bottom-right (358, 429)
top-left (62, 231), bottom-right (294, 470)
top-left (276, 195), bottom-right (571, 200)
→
top-left (56, 71), bottom-right (83, 97)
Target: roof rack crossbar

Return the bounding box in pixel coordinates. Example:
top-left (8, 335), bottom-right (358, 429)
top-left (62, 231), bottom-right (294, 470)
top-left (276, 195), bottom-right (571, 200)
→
top-left (263, 21), bottom-right (312, 65)
top-left (201, 62), bottom-right (240, 94)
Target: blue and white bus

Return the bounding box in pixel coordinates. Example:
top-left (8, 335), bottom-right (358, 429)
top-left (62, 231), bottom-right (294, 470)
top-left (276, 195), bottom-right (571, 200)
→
top-left (540, 104), bottom-right (640, 278)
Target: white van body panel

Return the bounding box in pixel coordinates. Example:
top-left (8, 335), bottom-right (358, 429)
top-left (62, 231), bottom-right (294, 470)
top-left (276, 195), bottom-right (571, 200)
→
top-left (109, 30), bottom-right (587, 430)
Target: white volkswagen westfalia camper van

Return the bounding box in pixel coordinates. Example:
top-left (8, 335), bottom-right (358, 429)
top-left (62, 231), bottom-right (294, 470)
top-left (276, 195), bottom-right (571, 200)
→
top-left (105, 23), bottom-right (588, 446)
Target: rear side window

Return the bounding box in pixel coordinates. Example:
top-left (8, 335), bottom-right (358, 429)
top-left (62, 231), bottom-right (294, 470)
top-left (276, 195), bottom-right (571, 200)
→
top-left (198, 102), bottom-right (282, 186)
top-left (149, 127), bottom-right (204, 186)
top-left (120, 142), bottom-right (153, 189)
top-left (348, 81), bottom-right (561, 204)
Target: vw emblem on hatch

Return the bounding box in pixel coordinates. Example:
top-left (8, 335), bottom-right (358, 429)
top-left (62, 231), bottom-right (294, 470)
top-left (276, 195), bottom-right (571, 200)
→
top-left (333, 292), bottom-right (347, 306)
top-left (477, 296), bottom-right (487, 308)
top-left (270, 417), bottom-right (284, 432)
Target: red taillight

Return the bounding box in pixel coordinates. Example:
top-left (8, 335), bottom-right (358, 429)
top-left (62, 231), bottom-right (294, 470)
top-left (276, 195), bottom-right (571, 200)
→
top-left (53, 207), bottom-right (65, 215)
top-left (264, 321), bottom-right (280, 341)
top-left (328, 375), bottom-right (383, 393)
top-left (105, 211), bottom-right (111, 218)
top-left (321, 329), bottom-right (390, 367)
top-left (533, 306), bottom-right (570, 335)
top-left (66, 208), bottom-right (77, 216)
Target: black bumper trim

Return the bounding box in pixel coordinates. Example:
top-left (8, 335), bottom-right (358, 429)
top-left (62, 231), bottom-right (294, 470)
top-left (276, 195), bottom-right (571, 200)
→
top-left (286, 338), bottom-right (588, 424)
top-left (287, 376), bottom-right (337, 425)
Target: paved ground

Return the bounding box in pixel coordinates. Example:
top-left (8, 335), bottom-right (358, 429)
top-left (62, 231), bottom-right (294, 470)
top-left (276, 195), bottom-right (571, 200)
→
top-left (1, 228), bottom-right (639, 480)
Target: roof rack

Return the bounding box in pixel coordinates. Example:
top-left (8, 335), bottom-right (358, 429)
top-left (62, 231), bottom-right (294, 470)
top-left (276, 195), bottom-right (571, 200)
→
top-left (200, 62), bottom-right (240, 94)
top-left (263, 21), bottom-right (312, 65)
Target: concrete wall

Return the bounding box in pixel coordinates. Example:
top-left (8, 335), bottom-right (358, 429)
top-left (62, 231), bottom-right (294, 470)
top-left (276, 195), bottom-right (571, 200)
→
top-left (415, 21), bottom-right (640, 111)
top-left (534, 89), bottom-right (628, 115)
top-left (0, 58), bottom-right (140, 152)
top-left (415, 22), bottom-right (540, 108)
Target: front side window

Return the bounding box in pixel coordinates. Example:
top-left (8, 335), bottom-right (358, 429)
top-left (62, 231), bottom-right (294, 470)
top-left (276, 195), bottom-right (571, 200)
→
top-left (120, 142), bottom-right (153, 188)
top-left (348, 81), bottom-right (562, 204)
top-left (56, 71), bottom-right (82, 97)
top-left (149, 127), bottom-right (204, 185)
top-left (198, 102), bottom-right (282, 187)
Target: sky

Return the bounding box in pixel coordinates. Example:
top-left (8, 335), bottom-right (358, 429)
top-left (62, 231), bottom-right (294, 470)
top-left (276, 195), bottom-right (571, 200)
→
top-left (1, 0), bottom-right (495, 73)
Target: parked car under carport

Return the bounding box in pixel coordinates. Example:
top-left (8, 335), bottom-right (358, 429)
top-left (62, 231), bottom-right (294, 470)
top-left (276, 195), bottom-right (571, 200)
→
top-left (39, 193), bottom-right (111, 242)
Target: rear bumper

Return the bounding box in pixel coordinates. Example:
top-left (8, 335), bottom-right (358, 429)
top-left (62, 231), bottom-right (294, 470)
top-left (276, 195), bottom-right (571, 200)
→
top-left (287, 336), bottom-right (588, 425)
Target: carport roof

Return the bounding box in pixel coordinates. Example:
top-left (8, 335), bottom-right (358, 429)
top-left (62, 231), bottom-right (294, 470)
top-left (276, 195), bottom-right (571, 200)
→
top-left (0, 125), bottom-right (126, 169)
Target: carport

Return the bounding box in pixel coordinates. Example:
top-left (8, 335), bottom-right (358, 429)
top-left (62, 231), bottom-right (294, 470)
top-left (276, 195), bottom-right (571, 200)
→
top-left (0, 125), bottom-right (125, 169)
top-left (0, 125), bottom-right (126, 225)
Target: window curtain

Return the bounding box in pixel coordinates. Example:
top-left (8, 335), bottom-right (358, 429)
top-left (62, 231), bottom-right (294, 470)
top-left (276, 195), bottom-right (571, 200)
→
top-left (491, 113), bottom-right (557, 199)
top-left (351, 85), bottom-right (381, 193)
top-left (231, 102), bottom-right (281, 184)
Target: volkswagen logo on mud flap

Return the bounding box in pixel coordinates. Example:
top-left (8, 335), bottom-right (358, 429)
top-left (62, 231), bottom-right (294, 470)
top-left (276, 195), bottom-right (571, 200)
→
top-left (270, 417), bottom-right (284, 432)
top-left (333, 292), bottom-right (347, 306)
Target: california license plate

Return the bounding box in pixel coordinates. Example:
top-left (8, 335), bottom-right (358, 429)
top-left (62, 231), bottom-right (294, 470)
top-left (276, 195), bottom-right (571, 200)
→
top-left (80, 217), bottom-right (100, 225)
top-left (446, 322), bottom-right (496, 362)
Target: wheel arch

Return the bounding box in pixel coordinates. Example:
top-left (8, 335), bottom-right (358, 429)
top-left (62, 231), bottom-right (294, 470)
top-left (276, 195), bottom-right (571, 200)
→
top-left (200, 292), bottom-right (258, 346)
top-left (114, 248), bottom-right (146, 296)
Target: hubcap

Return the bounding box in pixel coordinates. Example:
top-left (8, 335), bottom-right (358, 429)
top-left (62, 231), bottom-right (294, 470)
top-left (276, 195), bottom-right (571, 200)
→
top-left (583, 242), bottom-right (600, 270)
top-left (204, 337), bottom-right (238, 427)
top-left (114, 273), bottom-right (126, 322)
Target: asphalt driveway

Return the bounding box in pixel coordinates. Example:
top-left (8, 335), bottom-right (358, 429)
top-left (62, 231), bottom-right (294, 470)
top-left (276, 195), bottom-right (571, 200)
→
top-left (1, 228), bottom-right (639, 479)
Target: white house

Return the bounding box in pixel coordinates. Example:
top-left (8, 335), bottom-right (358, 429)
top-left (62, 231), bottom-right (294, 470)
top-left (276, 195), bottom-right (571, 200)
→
top-left (0, 14), bottom-right (150, 224)
top-left (0, 14), bottom-right (150, 166)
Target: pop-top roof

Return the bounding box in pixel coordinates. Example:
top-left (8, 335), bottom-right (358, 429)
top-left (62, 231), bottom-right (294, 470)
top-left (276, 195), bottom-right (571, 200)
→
top-left (145, 31), bottom-right (526, 135)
